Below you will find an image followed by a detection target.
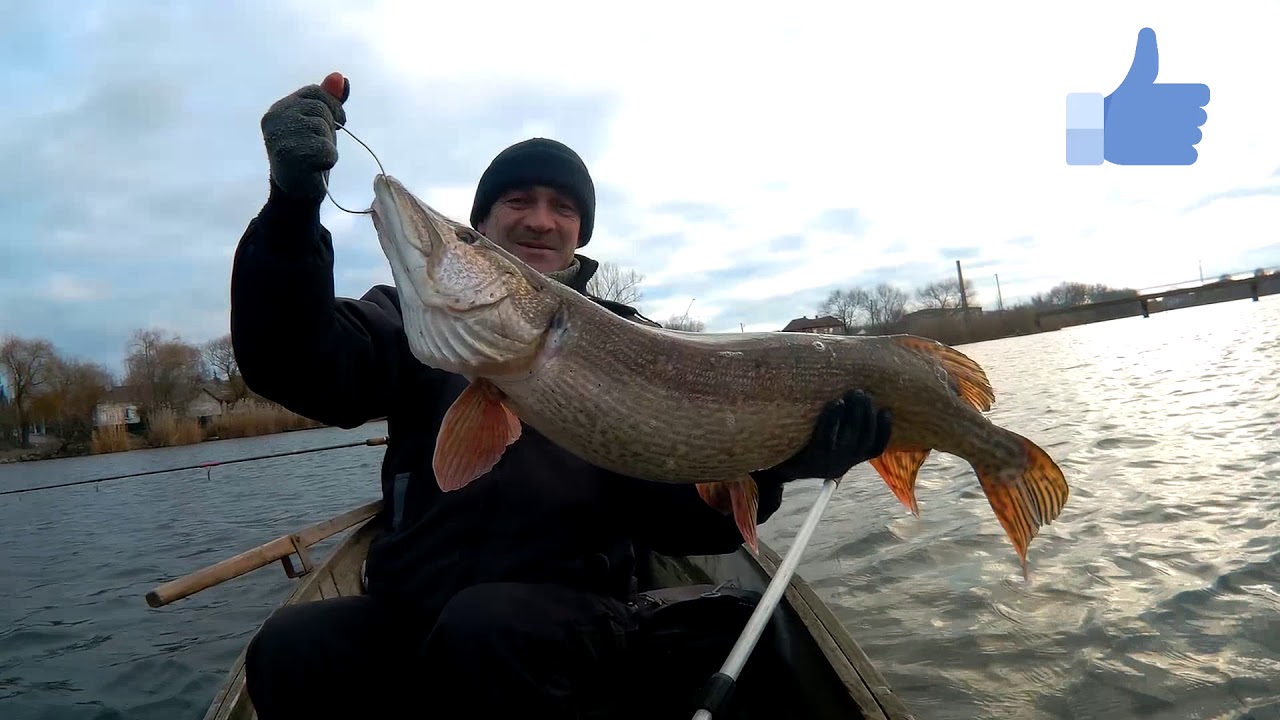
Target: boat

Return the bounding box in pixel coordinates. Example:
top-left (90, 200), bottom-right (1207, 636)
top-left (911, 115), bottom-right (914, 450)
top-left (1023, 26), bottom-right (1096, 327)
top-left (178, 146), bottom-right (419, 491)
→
top-left (149, 501), bottom-right (914, 720)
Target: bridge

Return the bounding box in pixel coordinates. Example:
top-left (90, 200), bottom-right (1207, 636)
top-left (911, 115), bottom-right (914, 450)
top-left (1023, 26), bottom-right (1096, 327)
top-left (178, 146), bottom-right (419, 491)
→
top-left (1033, 267), bottom-right (1280, 330)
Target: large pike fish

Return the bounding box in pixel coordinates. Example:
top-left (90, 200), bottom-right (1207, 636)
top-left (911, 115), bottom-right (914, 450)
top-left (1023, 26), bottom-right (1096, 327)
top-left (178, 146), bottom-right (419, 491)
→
top-left (368, 173), bottom-right (1069, 576)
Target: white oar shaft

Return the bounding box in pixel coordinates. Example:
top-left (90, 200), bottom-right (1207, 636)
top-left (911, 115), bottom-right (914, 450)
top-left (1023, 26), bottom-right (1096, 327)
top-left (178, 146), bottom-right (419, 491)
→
top-left (692, 476), bottom-right (840, 720)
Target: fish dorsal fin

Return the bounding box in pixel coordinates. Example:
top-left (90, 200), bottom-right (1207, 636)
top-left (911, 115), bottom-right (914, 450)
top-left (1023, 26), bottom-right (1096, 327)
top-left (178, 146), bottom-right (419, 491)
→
top-left (889, 335), bottom-right (995, 412)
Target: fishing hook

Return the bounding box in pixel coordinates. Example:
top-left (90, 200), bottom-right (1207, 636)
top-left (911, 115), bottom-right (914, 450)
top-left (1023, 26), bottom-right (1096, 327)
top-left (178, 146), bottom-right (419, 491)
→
top-left (322, 123), bottom-right (386, 216)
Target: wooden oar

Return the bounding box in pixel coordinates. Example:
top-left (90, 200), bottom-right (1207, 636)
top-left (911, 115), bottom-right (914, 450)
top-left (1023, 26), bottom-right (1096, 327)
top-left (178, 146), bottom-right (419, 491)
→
top-left (145, 499), bottom-right (385, 608)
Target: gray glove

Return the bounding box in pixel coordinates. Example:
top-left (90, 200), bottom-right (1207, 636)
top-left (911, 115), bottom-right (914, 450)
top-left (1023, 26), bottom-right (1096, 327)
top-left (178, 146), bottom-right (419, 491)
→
top-left (260, 76), bottom-right (349, 200)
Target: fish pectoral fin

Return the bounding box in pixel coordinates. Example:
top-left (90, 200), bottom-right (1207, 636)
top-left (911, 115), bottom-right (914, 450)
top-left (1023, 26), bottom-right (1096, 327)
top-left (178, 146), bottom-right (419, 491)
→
top-left (868, 448), bottom-right (931, 517)
top-left (973, 431), bottom-right (1070, 580)
top-left (696, 477), bottom-right (760, 554)
top-left (432, 379), bottom-right (523, 492)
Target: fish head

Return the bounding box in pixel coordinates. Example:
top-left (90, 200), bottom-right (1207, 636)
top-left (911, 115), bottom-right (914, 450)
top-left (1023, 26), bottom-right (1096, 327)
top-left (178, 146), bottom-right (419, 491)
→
top-left (371, 173), bottom-right (564, 378)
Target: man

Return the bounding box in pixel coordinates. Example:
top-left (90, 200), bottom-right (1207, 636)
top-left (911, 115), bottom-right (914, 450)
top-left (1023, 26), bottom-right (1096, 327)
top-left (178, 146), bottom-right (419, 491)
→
top-left (230, 74), bottom-right (892, 719)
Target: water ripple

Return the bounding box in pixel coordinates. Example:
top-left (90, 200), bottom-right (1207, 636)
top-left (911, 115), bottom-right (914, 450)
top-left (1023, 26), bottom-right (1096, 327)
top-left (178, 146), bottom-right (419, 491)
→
top-left (0, 424), bottom-right (386, 720)
top-left (766, 296), bottom-right (1280, 719)
top-left (3, 297), bottom-right (1280, 719)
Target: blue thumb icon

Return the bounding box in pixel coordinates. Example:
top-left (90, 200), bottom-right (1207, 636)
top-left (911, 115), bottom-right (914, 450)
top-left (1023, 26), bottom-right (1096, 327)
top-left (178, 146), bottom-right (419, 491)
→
top-left (1067, 28), bottom-right (1210, 166)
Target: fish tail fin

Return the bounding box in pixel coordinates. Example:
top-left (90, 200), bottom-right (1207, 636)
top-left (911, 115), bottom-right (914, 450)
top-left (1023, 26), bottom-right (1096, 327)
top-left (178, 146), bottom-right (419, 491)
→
top-left (889, 335), bottom-right (995, 412)
top-left (868, 449), bottom-right (932, 516)
top-left (972, 430), bottom-right (1069, 579)
top-left (696, 477), bottom-right (760, 553)
top-left (433, 379), bottom-right (523, 492)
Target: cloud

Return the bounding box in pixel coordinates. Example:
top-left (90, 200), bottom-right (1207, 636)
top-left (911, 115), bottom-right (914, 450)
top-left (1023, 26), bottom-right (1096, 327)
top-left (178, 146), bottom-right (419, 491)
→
top-left (937, 246), bottom-right (983, 260)
top-left (3, 0), bottom-right (1280, 376)
top-left (809, 208), bottom-right (868, 235)
top-left (650, 201), bottom-right (731, 225)
top-left (0, 1), bottom-right (620, 373)
top-left (1238, 242), bottom-right (1280, 271)
top-left (1182, 184), bottom-right (1280, 213)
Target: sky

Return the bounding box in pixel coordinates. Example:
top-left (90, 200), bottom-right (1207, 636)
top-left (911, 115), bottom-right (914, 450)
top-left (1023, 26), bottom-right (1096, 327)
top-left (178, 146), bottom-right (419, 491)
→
top-left (2, 0), bottom-right (1278, 377)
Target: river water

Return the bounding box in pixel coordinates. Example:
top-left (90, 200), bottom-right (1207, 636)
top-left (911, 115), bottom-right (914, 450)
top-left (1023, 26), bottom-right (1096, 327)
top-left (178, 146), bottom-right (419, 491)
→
top-left (2, 296), bottom-right (1278, 720)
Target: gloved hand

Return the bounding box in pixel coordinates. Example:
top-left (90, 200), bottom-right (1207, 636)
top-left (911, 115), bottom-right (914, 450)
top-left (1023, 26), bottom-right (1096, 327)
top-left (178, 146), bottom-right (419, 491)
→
top-left (260, 72), bottom-right (350, 200)
top-left (764, 390), bottom-right (892, 482)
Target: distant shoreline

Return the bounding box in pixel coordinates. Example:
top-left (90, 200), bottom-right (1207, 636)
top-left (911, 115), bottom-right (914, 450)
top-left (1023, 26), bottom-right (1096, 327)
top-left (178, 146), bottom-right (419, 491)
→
top-left (5, 276), bottom-right (1275, 466)
top-left (0, 408), bottom-right (372, 464)
top-left (889, 276), bottom-right (1280, 348)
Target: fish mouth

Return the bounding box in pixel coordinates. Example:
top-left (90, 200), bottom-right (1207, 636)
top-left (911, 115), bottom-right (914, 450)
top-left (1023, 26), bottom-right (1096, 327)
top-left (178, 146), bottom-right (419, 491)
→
top-left (369, 173), bottom-right (546, 375)
top-left (372, 174), bottom-right (439, 265)
top-left (371, 174), bottom-right (505, 315)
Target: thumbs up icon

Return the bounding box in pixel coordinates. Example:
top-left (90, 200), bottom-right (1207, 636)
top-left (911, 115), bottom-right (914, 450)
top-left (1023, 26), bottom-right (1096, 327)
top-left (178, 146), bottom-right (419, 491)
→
top-left (1067, 28), bottom-right (1210, 165)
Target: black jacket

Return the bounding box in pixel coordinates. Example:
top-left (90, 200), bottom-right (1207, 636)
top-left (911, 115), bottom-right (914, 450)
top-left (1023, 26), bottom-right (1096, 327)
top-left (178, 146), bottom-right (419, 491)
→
top-left (230, 184), bottom-right (786, 613)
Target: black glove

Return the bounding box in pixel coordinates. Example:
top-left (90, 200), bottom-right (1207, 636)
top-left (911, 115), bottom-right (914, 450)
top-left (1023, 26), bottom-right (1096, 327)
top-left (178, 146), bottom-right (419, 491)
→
top-left (260, 75), bottom-right (350, 200)
top-left (764, 390), bottom-right (892, 482)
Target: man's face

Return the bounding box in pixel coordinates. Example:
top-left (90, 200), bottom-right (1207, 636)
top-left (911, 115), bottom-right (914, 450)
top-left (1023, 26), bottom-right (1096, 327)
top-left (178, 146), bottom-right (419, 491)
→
top-left (477, 185), bottom-right (580, 273)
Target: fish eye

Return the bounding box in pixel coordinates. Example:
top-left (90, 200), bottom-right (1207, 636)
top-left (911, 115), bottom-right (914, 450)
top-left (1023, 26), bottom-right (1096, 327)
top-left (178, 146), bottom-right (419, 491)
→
top-left (457, 229), bottom-right (479, 245)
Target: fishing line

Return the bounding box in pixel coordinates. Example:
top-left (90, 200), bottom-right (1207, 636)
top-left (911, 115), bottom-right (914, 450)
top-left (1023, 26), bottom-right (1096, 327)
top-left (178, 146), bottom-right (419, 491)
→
top-left (0, 436), bottom-right (388, 498)
top-left (322, 123), bottom-right (386, 215)
top-left (3, 125), bottom-right (387, 496)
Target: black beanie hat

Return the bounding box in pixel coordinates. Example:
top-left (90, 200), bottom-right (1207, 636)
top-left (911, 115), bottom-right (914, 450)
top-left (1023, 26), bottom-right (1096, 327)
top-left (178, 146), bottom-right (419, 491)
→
top-left (469, 138), bottom-right (597, 247)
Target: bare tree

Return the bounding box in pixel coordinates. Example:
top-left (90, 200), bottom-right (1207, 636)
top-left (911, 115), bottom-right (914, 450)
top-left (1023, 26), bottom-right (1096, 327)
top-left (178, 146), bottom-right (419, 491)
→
top-left (915, 278), bottom-right (976, 309)
top-left (820, 284), bottom-right (908, 330)
top-left (31, 357), bottom-right (114, 445)
top-left (0, 336), bottom-right (54, 448)
top-left (867, 283), bottom-right (909, 327)
top-left (665, 314), bottom-right (707, 332)
top-left (124, 329), bottom-right (206, 418)
top-left (202, 334), bottom-right (248, 407)
top-left (586, 261), bottom-right (645, 305)
top-left (1030, 281), bottom-right (1136, 308)
top-left (820, 288), bottom-right (870, 330)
